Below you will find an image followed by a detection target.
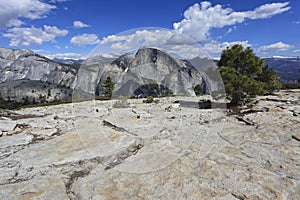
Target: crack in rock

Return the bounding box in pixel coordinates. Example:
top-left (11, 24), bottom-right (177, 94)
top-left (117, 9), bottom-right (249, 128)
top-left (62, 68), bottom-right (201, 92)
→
top-left (104, 141), bottom-right (144, 170)
top-left (236, 116), bottom-right (257, 127)
top-left (292, 135), bottom-right (300, 142)
top-left (52, 157), bottom-right (103, 200)
top-left (0, 145), bottom-right (26, 159)
top-left (103, 119), bottom-right (129, 132)
top-left (102, 119), bottom-right (138, 136)
top-left (231, 192), bottom-right (247, 200)
top-left (64, 169), bottom-right (91, 200)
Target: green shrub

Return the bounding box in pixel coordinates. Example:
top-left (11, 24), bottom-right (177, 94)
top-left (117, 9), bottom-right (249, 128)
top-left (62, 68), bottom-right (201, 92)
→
top-left (143, 96), bottom-right (154, 103)
top-left (113, 99), bottom-right (130, 108)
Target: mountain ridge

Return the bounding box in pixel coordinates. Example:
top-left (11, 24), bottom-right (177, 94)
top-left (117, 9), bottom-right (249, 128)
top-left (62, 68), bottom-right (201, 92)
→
top-left (0, 47), bottom-right (214, 108)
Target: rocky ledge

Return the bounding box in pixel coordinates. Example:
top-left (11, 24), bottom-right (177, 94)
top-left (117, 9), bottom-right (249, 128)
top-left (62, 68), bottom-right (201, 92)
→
top-left (0, 90), bottom-right (299, 199)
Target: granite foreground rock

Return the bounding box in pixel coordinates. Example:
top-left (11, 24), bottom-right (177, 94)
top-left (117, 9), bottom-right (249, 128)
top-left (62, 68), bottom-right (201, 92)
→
top-left (0, 90), bottom-right (299, 199)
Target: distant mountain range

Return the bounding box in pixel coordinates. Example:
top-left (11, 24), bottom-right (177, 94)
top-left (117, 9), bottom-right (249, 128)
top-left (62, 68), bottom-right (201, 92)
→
top-left (264, 57), bottom-right (300, 83)
top-left (1, 47), bottom-right (299, 108)
top-left (53, 54), bottom-right (300, 83)
top-left (0, 47), bottom-right (217, 108)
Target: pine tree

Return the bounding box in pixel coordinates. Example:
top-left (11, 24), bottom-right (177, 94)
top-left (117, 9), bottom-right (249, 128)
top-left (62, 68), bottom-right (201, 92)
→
top-left (100, 76), bottom-right (115, 98)
top-left (257, 65), bottom-right (282, 94)
top-left (218, 45), bottom-right (263, 76)
top-left (0, 93), bottom-right (5, 109)
top-left (194, 84), bottom-right (203, 96)
top-left (218, 44), bottom-right (273, 105)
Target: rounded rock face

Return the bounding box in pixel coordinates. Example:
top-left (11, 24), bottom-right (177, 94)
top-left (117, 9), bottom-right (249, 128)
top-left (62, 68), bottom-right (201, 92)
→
top-left (76, 47), bottom-right (206, 98)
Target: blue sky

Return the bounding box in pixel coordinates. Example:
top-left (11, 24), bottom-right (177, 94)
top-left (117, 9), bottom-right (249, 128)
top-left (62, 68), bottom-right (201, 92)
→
top-left (0, 0), bottom-right (299, 59)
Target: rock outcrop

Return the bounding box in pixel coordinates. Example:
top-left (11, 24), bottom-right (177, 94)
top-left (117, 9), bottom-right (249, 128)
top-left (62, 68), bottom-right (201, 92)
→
top-left (75, 47), bottom-right (207, 98)
top-left (0, 90), bottom-right (299, 199)
top-left (0, 48), bottom-right (77, 104)
top-left (1, 47), bottom-right (216, 106)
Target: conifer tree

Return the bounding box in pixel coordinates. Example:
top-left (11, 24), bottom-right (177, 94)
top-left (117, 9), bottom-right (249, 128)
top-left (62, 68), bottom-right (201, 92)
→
top-left (218, 44), bottom-right (280, 105)
top-left (101, 76), bottom-right (115, 98)
top-left (257, 65), bottom-right (282, 94)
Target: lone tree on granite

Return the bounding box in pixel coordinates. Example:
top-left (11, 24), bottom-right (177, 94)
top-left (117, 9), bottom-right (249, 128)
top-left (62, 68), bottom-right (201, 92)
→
top-left (100, 76), bottom-right (115, 98)
top-left (257, 65), bottom-right (282, 94)
top-left (194, 84), bottom-right (203, 96)
top-left (0, 93), bottom-right (5, 109)
top-left (218, 44), bottom-right (281, 106)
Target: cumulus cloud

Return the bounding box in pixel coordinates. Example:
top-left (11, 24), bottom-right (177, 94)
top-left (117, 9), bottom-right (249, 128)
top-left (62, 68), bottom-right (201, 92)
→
top-left (73, 21), bottom-right (90, 28)
top-left (101, 29), bottom-right (197, 48)
top-left (258, 42), bottom-right (293, 53)
top-left (70, 34), bottom-right (100, 46)
top-left (3, 25), bottom-right (68, 46)
top-left (248, 2), bottom-right (291, 19)
top-left (173, 1), bottom-right (290, 42)
top-left (99, 29), bottom-right (215, 58)
top-left (0, 0), bottom-right (56, 29)
top-left (203, 40), bottom-right (251, 54)
top-left (32, 49), bottom-right (46, 53)
top-left (102, 29), bottom-right (175, 51)
top-left (45, 52), bottom-right (84, 60)
top-left (99, 29), bottom-right (200, 56)
top-left (94, 1), bottom-right (290, 58)
top-left (99, 29), bottom-right (253, 58)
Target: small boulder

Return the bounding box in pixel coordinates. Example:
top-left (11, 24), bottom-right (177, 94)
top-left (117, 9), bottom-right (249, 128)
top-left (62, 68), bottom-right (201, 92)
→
top-left (290, 106), bottom-right (300, 116)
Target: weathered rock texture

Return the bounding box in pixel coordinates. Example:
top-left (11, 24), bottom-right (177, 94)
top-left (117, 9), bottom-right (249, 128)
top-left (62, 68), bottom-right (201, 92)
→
top-left (75, 47), bottom-right (207, 98)
top-left (1, 47), bottom-right (218, 106)
top-left (0, 48), bottom-right (77, 103)
top-left (0, 90), bottom-right (299, 199)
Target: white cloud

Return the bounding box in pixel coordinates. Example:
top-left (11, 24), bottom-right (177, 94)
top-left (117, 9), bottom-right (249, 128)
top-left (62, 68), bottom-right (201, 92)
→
top-left (87, 2), bottom-right (291, 58)
top-left (248, 2), bottom-right (291, 19)
top-left (70, 34), bottom-right (100, 46)
top-left (225, 26), bottom-right (237, 36)
top-left (98, 29), bottom-right (251, 58)
top-left (102, 29), bottom-right (197, 48)
top-left (258, 42), bottom-right (293, 53)
top-left (32, 49), bottom-right (46, 53)
top-left (102, 29), bottom-right (175, 51)
top-left (293, 21), bottom-right (300, 25)
top-left (173, 1), bottom-right (290, 42)
top-left (3, 25), bottom-right (68, 46)
top-left (73, 21), bottom-right (90, 28)
top-left (0, 0), bottom-right (56, 29)
top-left (203, 40), bottom-right (251, 54)
top-left (100, 35), bottom-right (130, 44)
top-left (99, 29), bottom-right (201, 57)
top-left (45, 52), bottom-right (84, 60)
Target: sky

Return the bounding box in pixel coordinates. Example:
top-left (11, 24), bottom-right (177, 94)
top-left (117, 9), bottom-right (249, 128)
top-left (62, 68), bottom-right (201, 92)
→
top-left (0, 0), bottom-right (299, 59)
